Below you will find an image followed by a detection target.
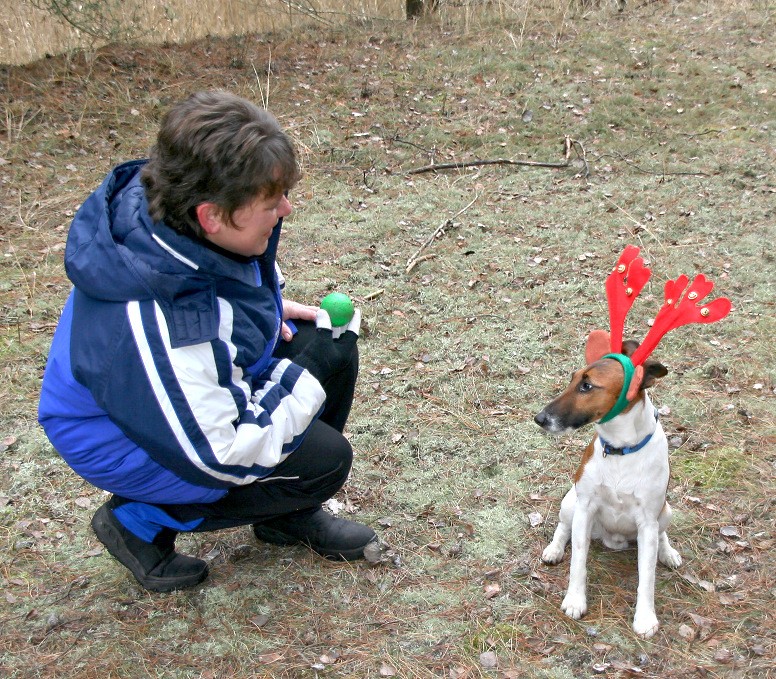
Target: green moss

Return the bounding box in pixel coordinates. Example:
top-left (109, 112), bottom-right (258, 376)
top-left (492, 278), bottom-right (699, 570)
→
top-left (673, 446), bottom-right (749, 490)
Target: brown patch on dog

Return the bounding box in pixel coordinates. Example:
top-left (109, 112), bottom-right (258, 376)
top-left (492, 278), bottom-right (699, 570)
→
top-left (545, 359), bottom-right (631, 428)
top-left (573, 438), bottom-right (596, 484)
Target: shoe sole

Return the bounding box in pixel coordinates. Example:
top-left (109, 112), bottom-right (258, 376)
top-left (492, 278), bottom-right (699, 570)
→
top-left (91, 506), bottom-right (208, 593)
top-left (253, 524), bottom-right (377, 561)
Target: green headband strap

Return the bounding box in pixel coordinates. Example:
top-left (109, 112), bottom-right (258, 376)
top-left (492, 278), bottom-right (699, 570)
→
top-left (598, 353), bottom-right (635, 423)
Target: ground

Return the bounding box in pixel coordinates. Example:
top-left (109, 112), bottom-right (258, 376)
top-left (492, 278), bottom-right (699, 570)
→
top-left (0, 1), bottom-right (774, 677)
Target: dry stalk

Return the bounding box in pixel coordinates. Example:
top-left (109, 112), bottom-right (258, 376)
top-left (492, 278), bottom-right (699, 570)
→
top-left (405, 194), bottom-right (479, 273)
top-left (252, 51), bottom-right (272, 110)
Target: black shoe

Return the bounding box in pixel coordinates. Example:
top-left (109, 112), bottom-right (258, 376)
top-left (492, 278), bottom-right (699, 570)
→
top-left (91, 503), bottom-right (208, 592)
top-left (252, 507), bottom-right (377, 561)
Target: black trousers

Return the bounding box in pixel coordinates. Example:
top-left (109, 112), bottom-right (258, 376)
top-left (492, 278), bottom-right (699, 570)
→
top-left (116, 321), bottom-right (360, 533)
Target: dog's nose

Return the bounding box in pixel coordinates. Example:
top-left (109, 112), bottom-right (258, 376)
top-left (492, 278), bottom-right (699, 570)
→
top-left (534, 411), bottom-right (547, 427)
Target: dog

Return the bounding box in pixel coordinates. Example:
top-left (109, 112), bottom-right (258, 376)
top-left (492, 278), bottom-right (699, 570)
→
top-left (534, 246), bottom-right (730, 638)
top-left (535, 334), bottom-right (682, 638)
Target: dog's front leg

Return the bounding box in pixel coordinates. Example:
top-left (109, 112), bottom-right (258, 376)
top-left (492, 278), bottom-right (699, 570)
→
top-left (542, 487), bottom-right (575, 564)
top-left (633, 519), bottom-right (660, 638)
top-left (561, 502), bottom-right (593, 619)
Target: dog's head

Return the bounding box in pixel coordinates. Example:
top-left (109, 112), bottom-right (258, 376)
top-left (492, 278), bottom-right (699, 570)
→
top-left (534, 337), bottom-right (667, 434)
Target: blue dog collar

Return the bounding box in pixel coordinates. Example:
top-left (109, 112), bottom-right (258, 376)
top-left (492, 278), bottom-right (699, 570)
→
top-left (599, 409), bottom-right (659, 457)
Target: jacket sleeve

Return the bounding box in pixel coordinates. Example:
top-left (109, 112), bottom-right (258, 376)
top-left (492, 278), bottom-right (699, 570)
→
top-left (115, 298), bottom-right (325, 487)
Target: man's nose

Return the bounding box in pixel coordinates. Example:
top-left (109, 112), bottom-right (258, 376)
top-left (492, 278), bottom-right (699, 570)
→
top-left (279, 195), bottom-right (293, 217)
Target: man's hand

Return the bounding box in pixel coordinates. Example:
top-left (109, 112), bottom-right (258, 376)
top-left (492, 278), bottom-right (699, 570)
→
top-left (294, 309), bottom-right (362, 384)
top-left (280, 299), bottom-right (318, 342)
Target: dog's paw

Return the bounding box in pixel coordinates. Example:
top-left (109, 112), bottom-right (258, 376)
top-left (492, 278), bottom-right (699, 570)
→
top-left (658, 545), bottom-right (682, 569)
top-left (633, 609), bottom-right (659, 638)
top-left (561, 592), bottom-right (587, 619)
top-left (541, 543), bottom-right (565, 564)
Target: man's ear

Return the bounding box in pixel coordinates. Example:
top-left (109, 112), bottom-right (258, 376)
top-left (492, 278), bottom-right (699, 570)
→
top-left (195, 202), bottom-right (223, 235)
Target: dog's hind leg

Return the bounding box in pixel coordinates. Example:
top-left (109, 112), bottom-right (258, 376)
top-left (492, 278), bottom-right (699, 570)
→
top-left (657, 502), bottom-right (682, 568)
top-left (541, 488), bottom-right (575, 564)
top-left (542, 520), bottom-right (571, 564)
top-left (657, 531), bottom-right (682, 568)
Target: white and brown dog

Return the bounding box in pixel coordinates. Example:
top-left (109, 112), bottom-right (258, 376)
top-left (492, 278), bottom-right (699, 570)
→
top-left (534, 245), bottom-right (731, 637)
top-left (534, 246), bottom-right (731, 638)
top-left (535, 334), bottom-right (681, 638)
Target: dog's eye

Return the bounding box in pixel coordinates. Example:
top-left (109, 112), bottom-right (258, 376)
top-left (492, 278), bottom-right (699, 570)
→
top-left (578, 381), bottom-right (593, 393)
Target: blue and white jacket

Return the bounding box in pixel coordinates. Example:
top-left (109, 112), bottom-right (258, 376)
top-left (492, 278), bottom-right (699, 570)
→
top-left (38, 160), bottom-right (325, 505)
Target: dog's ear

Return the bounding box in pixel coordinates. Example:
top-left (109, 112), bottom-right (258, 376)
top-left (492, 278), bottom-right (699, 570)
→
top-left (585, 330), bottom-right (611, 364)
top-left (640, 358), bottom-right (669, 390)
top-left (619, 340), bottom-right (645, 400)
top-left (621, 339), bottom-right (640, 357)
top-left (626, 366), bottom-right (645, 401)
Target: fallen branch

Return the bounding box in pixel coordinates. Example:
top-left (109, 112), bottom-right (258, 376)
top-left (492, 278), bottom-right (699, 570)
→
top-left (405, 195), bottom-right (479, 273)
top-left (406, 136), bottom-right (588, 177)
top-left (610, 150), bottom-right (710, 177)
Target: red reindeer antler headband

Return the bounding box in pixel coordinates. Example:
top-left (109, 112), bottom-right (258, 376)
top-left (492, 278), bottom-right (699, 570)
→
top-left (588, 245), bottom-right (732, 422)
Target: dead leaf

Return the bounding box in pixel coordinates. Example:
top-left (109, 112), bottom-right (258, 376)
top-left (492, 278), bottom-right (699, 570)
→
top-left (257, 652), bottom-right (283, 664)
top-left (367, 541), bottom-right (402, 567)
top-left (319, 649), bottom-right (341, 664)
top-left (688, 613), bottom-right (714, 630)
top-left (678, 624), bottom-right (696, 641)
top-left (713, 648), bottom-right (734, 663)
top-left (528, 512), bottom-right (543, 527)
top-left (720, 526), bottom-right (741, 538)
top-left (679, 572), bottom-right (715, 592)
top-left (323, 498), bottom-right (344, 515)
top-left (483, 583), bottom-right (501, 599)
top-left (479, 651), bottom-right (498, 669)
top-left (718, 591), bottom-right (745, 605)
top-left (249, 614), bottom-right (269, 629)
top-left (379, 664), bottom-right (397, 677)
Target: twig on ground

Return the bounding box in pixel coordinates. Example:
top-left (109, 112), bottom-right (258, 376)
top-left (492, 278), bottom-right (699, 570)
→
top-left (601, 194), bottom-right (663, 248)
top-left (610, 150), bottom-right (710, 177)
top-left (405, 195), bottom-right (479, 273)
top-left (390, 135), bottom-right (433, 154)
top-left (405, 136), bottom-right (589, 177)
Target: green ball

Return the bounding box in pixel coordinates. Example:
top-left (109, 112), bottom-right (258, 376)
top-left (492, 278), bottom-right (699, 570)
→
top-left (320, 292), bottom-right (355, 327)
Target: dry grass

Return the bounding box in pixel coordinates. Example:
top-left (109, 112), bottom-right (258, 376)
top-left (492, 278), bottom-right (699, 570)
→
top-left (1, 0), bottom-right (775, 676)
top-left (1, 0), bottom-right (404, 66)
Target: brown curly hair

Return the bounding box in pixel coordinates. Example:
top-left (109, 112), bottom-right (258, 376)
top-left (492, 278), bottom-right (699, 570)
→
top-left (141, 90), bottom-right (301, 239)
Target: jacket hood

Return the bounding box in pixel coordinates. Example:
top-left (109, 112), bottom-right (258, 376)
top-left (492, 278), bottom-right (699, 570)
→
top-left (64, 160), bottom-right (283, 347)
top-left (66, 160), bottom-right (199, 303)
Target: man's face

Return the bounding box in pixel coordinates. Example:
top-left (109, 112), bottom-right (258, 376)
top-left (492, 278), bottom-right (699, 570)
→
top-left (204, 192), bottom-right (293, 257)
